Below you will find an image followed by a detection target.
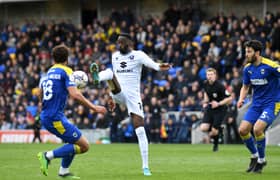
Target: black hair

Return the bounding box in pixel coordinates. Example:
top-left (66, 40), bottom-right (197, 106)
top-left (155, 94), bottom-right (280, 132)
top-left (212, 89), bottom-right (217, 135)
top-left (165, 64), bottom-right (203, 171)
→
top-left (118, 32), bottom-right (132, 41)
top-left (52, 44), bottom-right (69, 63)
top-left (244, 40), bottom-right (263, 53)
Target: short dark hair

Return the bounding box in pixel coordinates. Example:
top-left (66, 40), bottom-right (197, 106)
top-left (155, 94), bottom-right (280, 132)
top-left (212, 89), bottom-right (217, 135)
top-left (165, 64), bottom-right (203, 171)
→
top-left (244, 40), bottom-right (263, 53)
top-left (118, 32), bottom-right (132, 41)
top-left (52, 44), bottom-right (69, 63)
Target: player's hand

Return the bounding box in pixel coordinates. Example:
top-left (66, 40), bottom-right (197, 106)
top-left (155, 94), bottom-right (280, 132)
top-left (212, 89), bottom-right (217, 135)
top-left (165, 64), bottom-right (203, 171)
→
top-left (94, 105), bottom-right (107, 114)
top-left (237, 100), bottom-right (244, 108)
top-left (159, 63), bottom-right (172, 70)
top-left (108, 96), bottom-right (116, 112)
top-left (202, 103), bottom-right (208, 109)
top-left (210, 101), bottom-right (219, 109)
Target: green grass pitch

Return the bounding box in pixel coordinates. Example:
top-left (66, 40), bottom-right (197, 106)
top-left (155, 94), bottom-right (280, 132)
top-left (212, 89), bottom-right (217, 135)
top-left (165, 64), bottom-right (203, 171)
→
top-left (0, 143), bottom-right (279, 180)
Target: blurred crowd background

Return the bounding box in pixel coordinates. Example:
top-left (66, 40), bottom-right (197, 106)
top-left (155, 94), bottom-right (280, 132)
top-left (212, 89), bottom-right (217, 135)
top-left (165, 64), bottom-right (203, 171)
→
top-left (0, 3), bottom-right (280, 144)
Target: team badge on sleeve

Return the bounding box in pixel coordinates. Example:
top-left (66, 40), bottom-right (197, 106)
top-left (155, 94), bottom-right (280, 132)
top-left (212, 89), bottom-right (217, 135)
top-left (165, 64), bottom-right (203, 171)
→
top-left (225, 90), bottom-right (230, 96)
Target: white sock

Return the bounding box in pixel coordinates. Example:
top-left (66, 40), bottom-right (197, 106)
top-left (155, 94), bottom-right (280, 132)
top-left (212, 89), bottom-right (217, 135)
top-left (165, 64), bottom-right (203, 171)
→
top-left (99, 69), bottom-right (113, 81)
top-left (135, 126), bottom-right (149, 169)
top-left (46, 151), bottom-right (54, 160)
top-left (59, 166), bottom-right (70, 175)
top-left (258, 158), bottom-right (266, 163)
top-left (251, 152), bottom-right (259, 158)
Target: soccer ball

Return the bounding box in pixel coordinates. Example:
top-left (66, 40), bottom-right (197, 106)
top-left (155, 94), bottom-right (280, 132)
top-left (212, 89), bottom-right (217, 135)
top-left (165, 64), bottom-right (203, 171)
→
top-left (72, 70), bottom-right (88, 89)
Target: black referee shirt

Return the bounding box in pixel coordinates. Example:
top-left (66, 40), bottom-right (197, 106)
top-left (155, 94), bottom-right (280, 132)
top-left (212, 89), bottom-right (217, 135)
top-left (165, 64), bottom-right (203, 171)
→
top-left (204, 80), bottom-right (230, 110)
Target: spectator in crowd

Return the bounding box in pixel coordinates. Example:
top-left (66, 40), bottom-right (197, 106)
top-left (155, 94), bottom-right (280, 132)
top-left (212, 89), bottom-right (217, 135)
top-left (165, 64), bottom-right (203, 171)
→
top-left (149, 97), bottom-right (162, 143)
top-left (0, 110), bottom-right (9, 130)
top-left (174, 109), bottom-right (192, 143)
top-left (159, 113), bottom-right (168, 143)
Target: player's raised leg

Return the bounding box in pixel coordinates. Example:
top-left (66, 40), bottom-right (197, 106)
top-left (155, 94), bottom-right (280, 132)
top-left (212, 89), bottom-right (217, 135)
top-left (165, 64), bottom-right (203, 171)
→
top-left (90, 63), bottom-right (121, 94)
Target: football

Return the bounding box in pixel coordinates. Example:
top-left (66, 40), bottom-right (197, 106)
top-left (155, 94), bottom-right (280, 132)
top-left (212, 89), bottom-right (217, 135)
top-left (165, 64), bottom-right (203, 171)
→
top-left (72, 70), bottom-right (88, 89)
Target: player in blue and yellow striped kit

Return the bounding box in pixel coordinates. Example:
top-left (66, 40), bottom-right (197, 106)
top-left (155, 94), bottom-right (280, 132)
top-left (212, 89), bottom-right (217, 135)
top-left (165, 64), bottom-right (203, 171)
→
top-left (237, 40), bottom-right (280, 173)
top-left (37, 44), bottom-right (107, 179)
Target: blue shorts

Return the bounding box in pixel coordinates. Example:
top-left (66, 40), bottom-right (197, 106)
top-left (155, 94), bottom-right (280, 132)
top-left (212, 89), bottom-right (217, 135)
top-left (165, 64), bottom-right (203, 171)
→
top-left (41, 114), bottom-right (82, 144)
top-left (244, 101), bottom-right (280, 126)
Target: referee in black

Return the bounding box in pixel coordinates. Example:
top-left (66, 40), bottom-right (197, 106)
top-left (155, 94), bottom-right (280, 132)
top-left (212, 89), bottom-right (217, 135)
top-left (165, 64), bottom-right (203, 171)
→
top-left (200, 68), bottom-right (233, 151)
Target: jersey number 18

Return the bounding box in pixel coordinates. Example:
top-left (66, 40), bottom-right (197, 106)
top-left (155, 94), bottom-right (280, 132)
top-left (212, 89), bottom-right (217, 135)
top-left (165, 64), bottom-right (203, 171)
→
top-left (42, 80), bottom-right (53, 100)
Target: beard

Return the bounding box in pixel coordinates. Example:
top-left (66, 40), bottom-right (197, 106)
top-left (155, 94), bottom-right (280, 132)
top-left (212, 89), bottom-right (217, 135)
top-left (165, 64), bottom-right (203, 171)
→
top-left (247, 54), bottom-right (257, 64)
top-left (208, 79), bottom-right (215, 84)
top-left (119, 45), bottom-right (129, 54)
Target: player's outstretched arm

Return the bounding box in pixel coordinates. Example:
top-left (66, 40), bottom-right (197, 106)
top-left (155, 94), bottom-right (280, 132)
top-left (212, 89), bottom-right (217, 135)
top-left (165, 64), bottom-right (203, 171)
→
top-left (68, 86), bottom-right (107, 114)
top-left (140, 51), bottom-right (171, 71)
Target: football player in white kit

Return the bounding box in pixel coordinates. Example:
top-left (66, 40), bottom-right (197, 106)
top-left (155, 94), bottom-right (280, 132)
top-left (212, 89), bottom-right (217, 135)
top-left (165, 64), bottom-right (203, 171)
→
top-left (90, 33), bottom-right (171, 176)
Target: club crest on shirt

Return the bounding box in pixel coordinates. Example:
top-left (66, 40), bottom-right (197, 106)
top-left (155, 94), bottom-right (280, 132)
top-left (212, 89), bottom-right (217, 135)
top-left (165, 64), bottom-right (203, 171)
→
top-left (225, 90), bottom-right (230, 96)
top-left (73, 132), bottom-right (78, 138)
top-left (213, 93), bottom-right (217, 98)
top-left (261, 69), bottom-right (265, 74)
top-left (129, 55), bottom-right (134, 60)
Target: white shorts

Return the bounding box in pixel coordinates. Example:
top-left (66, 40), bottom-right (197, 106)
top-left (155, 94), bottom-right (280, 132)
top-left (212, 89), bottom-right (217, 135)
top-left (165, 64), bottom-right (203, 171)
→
top-left (112, 91), bottom-right (144, 118)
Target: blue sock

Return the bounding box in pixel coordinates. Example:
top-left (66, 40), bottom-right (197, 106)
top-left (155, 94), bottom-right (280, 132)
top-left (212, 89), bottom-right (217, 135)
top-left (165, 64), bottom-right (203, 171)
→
top-left (61, 154), bottom-right (75, 168)
top-left (53, 144), bottom-right (75, 158)
top-left (256, 134), bottom-right (266, 159)
top-left (241, 134), bottom-right (257, 154)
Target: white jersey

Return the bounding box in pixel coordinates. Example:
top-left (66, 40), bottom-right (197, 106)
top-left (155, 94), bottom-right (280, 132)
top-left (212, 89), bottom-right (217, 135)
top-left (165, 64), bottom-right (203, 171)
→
top-left (112, 50), bottom-right (160, 95)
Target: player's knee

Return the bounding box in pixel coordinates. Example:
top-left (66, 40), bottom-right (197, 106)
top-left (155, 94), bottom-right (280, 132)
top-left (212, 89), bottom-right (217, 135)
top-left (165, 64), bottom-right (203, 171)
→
top-left (134, 122), bottom-right (143, 128)
top-left (80, 141), bottom-right (90, 153)
top-left (210, 128), bottom-right (219, 136)
top-left (200, 124), bottom-right (208, 132)
top-left (253, 126), bottom-right (264, 137)
top-left (131, 113), bottom-right (144, 128)
top-left (238, 126), bottom-right (249, 136)
top-left (200, 127), bottom-right (207, 132)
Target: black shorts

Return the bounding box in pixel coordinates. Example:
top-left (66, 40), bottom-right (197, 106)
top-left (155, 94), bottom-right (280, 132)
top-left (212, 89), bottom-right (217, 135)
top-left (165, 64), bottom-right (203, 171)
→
top-left (202, 108), bottom-right (226, 129)
top-left (150, 118), bottom-right (161, 129)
